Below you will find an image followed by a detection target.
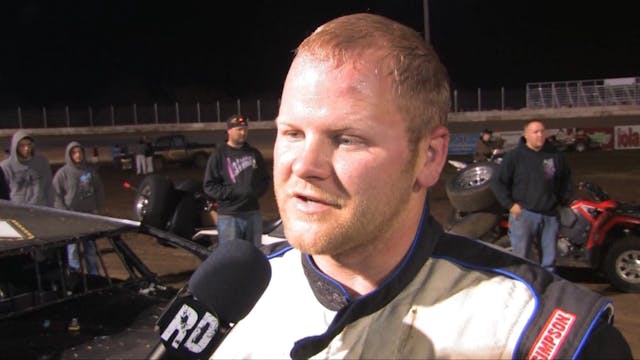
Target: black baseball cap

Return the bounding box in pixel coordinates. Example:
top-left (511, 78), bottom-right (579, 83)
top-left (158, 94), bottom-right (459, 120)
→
top-left (227, 115), bottom-right (249, 129)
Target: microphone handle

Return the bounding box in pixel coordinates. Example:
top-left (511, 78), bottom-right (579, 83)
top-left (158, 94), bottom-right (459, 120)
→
top-left (148, 342), bottom-right (168, 360)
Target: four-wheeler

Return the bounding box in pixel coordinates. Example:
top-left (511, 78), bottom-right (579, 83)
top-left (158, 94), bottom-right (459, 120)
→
top-left (446, 161), bottom-right (640, 293)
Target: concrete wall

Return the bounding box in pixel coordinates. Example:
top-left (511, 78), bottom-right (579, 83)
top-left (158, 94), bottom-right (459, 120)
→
top-left (2, 105), bottom-right (639, 165)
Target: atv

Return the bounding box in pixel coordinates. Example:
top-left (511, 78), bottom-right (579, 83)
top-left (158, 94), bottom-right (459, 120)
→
top-left (446, 161), bottom-right (640, 293)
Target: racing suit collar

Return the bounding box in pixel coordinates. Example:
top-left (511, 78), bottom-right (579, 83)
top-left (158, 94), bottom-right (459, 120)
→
top-left (292, 201), bottom-right (444, 358)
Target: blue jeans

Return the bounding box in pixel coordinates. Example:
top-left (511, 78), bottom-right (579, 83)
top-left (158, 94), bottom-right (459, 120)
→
top-left (508, 209), bottom-right (559, 271)
top-left (217, 210), bottom-right (263, 247)
top-left (67, 239), bottom-right (99, 275)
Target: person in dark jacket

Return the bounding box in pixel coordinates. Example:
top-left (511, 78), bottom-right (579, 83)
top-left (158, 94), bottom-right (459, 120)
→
top-left (144, 138), bottom-right (154, 174)
top-left (491, 120), bottom-right (573, 271)
top-left (203, 115), bottom-right (271, 246)
top-left (473, 128), bottom-right (503, 162)
top-left (53, 141), bottom-right (106, 275)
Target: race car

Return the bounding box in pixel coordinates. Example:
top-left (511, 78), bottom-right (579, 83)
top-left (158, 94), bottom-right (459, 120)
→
top-left (0, 200), bottom-right (211, 358)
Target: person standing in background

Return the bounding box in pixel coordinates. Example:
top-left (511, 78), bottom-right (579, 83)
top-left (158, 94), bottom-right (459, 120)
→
top-left (144, 137), bottom-right (154, 174)
top-left (135, 137), bottom-right (147, 175)
top-left (473, 128), bottom-right (503, 162)
top-left (491, 120), bottom-right (573, 272)
top-left (53, 141), bottom-right (106, 275)
top-left (0, 130), bottom-right (54, 206)
top-left (203, 115), bottom-right (271, 246)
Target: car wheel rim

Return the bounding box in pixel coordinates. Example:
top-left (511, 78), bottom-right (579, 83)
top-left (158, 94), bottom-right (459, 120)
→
top-left (615, 249), bottom-right (640, 284)
top-left (455, 165), bottom-right (494, 190)
top-left (134, 186), bottom-right (151, 220)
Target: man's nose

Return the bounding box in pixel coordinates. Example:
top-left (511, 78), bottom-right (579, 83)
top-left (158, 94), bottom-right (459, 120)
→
top-left (292, 137), bottom-right (332, 180)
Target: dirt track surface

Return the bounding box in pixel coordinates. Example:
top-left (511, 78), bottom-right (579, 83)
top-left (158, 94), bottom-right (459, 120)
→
top-left (89, 148), bottom-right (640, 356)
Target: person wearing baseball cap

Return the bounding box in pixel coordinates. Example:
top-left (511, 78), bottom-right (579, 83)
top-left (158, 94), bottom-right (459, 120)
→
top-left (473, 128), bottom-right (503, 162)
top-left (203, 114), bottom-right (271, 247)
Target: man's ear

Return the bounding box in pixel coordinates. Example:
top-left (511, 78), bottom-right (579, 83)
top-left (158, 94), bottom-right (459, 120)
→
top-left (415, 126), bottom-right (449, 189)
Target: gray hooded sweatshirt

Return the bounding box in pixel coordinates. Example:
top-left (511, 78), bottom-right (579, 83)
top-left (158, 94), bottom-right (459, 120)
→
top-left (52, 141), bottom-right (105, 213)
top-left (0, 130), bottom-right (54, 206)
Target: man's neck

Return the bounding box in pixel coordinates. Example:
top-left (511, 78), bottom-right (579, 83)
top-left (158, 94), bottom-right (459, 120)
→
top-left (526, 143), bottom-right (542, 151)
top-left (227, 141), bottom-right (244, 149)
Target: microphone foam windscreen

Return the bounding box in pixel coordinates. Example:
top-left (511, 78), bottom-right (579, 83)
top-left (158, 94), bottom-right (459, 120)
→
top-left (188, 240), bottom-right (272, 323)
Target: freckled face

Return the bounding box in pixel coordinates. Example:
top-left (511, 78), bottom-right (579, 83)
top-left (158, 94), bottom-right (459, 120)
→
top-left (274, 55), bottom-right (419, 256)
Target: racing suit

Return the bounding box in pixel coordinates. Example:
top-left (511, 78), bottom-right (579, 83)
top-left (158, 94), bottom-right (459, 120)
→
top-left (211, 204), bottom-right (630, 359)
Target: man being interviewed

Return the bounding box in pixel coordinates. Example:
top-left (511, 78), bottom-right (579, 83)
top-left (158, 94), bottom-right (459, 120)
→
top-left (210, 13), bottom-right (630, 360)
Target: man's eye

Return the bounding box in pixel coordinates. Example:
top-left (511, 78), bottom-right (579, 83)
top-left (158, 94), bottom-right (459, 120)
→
top-left (282, 130), bottom-right (303, 140)
top-left (337, 136), bottom-right (362, 146)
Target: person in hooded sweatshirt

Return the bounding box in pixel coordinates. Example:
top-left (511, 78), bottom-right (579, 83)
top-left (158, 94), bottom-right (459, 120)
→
top-left (0, 130), bottom-right (54, 206)
top-left (53, 141), bottom-right (106, 275)
top-left (491, 120), bottom-right (573, 272)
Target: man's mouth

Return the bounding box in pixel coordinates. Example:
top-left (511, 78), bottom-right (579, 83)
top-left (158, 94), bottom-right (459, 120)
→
top-left (292, 191), bottom-right (341, 209)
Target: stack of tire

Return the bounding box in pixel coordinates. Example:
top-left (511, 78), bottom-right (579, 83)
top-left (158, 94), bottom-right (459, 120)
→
top-left (133, 175), bottom-right (206, 244)
top-left (445, 162), bottom-right (509, 247)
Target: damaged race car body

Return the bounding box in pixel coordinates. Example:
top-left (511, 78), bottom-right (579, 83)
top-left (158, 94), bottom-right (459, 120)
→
top-left (0, 200), bottom-right (211, 359)
top-left (127, 174), bottom-right (288, 253)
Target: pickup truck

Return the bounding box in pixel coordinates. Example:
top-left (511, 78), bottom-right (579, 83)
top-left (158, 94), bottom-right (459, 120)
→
top-left (152, 134), bottom-right (216, 170)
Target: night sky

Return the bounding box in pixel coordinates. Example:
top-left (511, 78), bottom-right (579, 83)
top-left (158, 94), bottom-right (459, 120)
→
top-left (0, 0), bottom-right (638, 107)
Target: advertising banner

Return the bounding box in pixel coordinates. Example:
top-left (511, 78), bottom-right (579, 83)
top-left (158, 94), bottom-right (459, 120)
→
top-left (448, 132), bottom-right (478, 155)
top-left (614, 125), bottom-right (640, 150)
top-left (448, 124), bottom-right (638, 157)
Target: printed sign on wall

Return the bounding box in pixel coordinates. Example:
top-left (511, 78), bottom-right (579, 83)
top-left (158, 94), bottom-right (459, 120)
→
top-left (615, 125), bottom-right (640, 150)
top-left (448, 132), bottom-right (478, 155)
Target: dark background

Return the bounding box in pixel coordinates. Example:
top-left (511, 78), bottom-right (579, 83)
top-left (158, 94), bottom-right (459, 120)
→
top-left (0, 0), bottom-right (638, 107)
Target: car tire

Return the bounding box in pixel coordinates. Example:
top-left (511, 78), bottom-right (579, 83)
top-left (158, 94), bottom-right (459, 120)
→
top-left (193, 153), bottom-right (209, 169)
top-left (166, 194), bottom-right (201, 240)
top-left (175, 179), bottom-right (203, 194)
top-left (133, 174), bottom-right (178, 229)
top-left (446, 162), bottom-right (499, 213)
top-left (447, 211), bottom-right (500, 240)
top-left (602, 236), bottom-right (640, 293)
